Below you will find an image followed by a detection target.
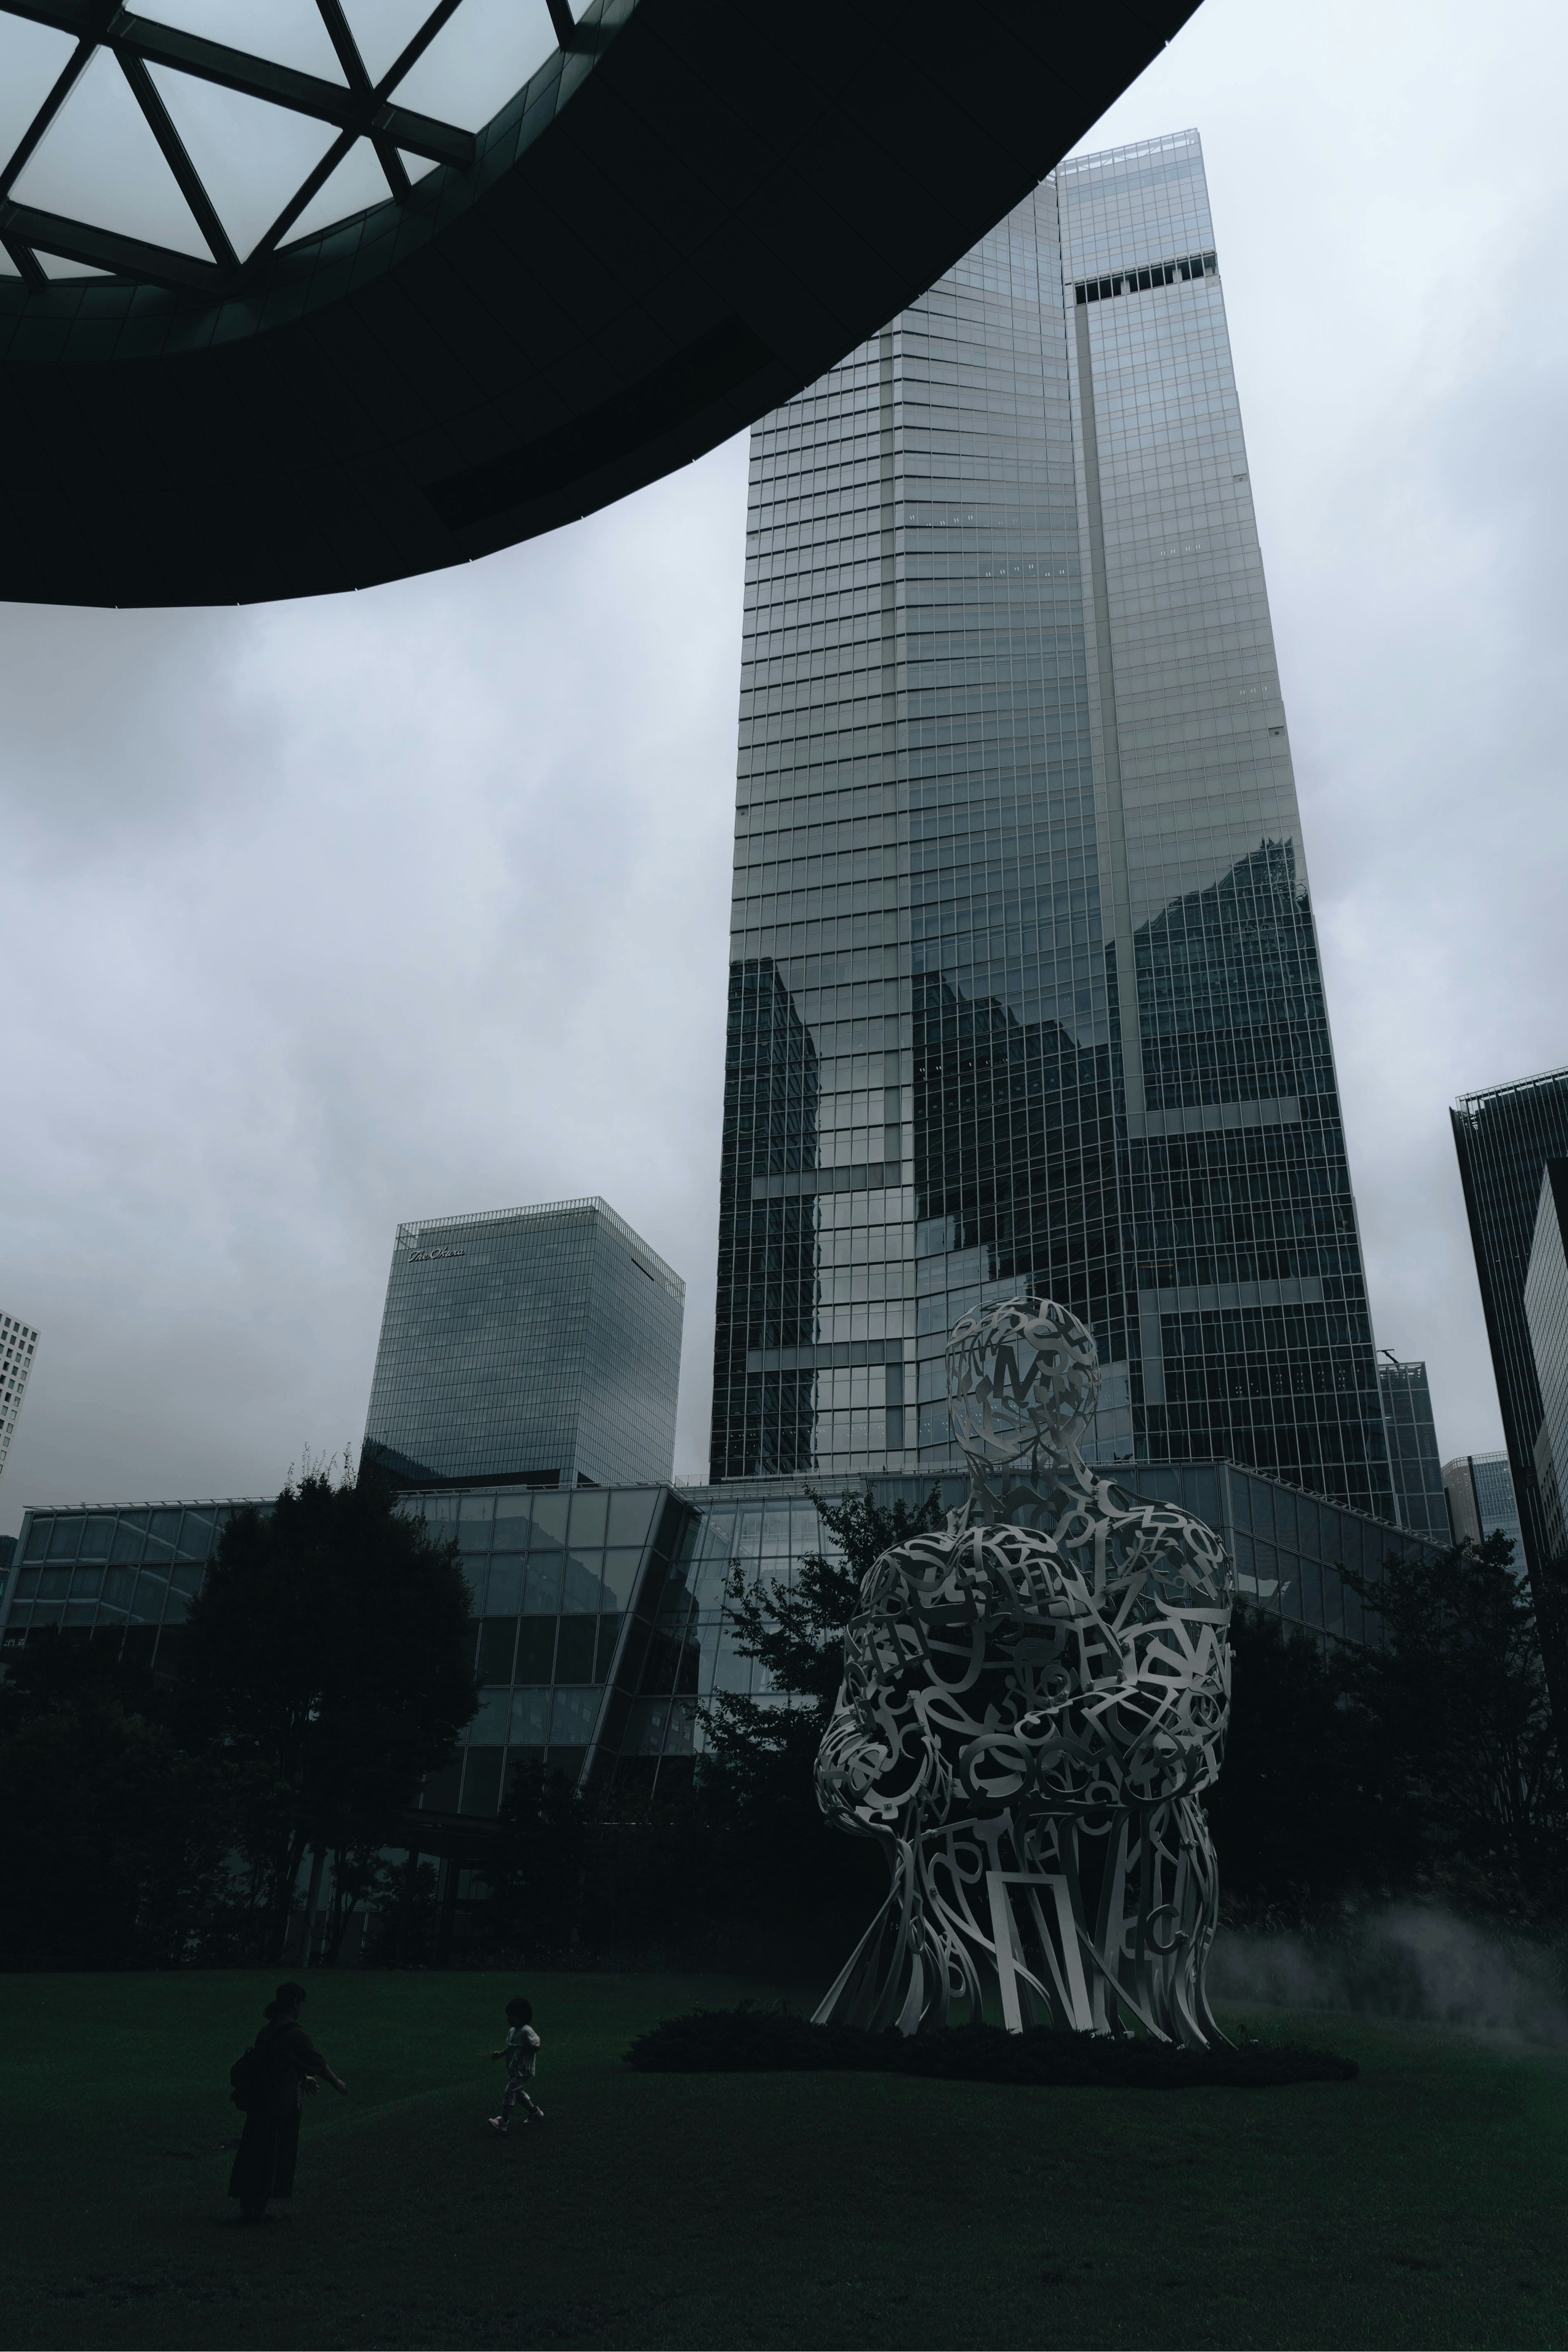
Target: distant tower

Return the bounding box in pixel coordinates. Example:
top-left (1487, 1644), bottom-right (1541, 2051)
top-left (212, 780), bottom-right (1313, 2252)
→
top-left (1523, 1159), bottom-right (1568, 1560)
top-left (0, 1311), bottom-right (38, 1486)
top-left (363, 1197), bottom-right (684, 1490)
top-left (1441, 1451), bottom-right (1523, 1559)
top-left (1451, 1065), bottom-right (1568, 1582)
top-left (1377, 1358), bottom-right (1448, 1542)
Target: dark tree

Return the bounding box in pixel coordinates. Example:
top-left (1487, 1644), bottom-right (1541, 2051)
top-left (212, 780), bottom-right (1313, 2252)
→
top-left (0, 1633), bottom-right (244, 1967)
top-left (707, 1485), bottom-right (947, 1768)
top-left (1339, 1533), bottom-right (1568, 1916)
top-left (180, 1463), bottom-right (477, 1960)
top-left (1204, 1606), bottom-right (1402, 1922)
top-left (486, 1758), bottom-right (594, 1955)
top-left (1208, 1537), bottom-right (1568, 1927)
top-left (696, 1487), bottom-right (947, 1945)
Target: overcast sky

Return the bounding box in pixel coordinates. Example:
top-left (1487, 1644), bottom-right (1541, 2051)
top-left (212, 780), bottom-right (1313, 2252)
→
top-left (2, 0), bottom-right (1565, 1529)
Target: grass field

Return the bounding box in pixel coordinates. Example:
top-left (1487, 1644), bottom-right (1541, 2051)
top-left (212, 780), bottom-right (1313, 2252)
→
top-left (3, 1969), bottom-right (1567, 2350)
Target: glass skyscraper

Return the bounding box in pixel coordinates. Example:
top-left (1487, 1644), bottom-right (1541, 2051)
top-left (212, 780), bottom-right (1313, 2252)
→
top-left (1441, 1451), bottom-right (1523, 1560)
top-left (1452, 1066), bottom-right (1568, 1582)
top-left (1523, 1159), bottom-right (1568, 1560)
top-left (1376, 1358), bottom-right (1448, 1543)
top-left (364, 1196), bottom-right (684, 1491)
top-left (712, 129), bottom-right (1392, 1517)
top-left (0, 1307), bottom-right (38, 1488)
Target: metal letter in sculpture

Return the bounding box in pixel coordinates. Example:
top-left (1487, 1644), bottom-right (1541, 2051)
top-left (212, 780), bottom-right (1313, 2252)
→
top-left (813, 1295), bottom-right (1233, 2045)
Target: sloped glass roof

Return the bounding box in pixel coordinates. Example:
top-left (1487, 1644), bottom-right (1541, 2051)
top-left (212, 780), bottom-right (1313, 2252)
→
top-left (0, 0), bottom-right (562, 290)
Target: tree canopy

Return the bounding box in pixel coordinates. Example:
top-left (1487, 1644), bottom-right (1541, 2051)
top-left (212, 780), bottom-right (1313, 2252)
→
top-left (180, 1462), bottom-right (477, 1959)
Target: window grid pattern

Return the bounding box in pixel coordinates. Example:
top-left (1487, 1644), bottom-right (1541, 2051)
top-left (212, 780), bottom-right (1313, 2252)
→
top-left (1524, 1161), bottom-right (1568, 1559)
top-left (364, 1197), bottom-right (684, 1492)
top-left (1452, 1066), bottom-right (1568, 1580)
top-left (1440, 1450), bottom-right (1523, 1558)
top-left (1, 1498), bottom-right (247, 1665)
top-left (0, 1461), bottom-right (1445, 1807)
top-left (1060, 130), bottom-right (1390, 1519)
top-left (0, 1307), bottom-right (38, 1484)
top-left (1376, 1358), bottom-right (1448, 1542)
top-left (712, 132), bottom-right (1393, 1520)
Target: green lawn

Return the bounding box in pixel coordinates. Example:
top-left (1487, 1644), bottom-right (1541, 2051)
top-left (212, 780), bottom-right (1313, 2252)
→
top-left (3, 1969), bottom-right (1566, 2350)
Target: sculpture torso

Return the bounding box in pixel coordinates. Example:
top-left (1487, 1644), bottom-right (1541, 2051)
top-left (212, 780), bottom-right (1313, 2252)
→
top-left (823, 1458), bottom-right (1231, 1835)
top-left (814, 1294), bottom-right (1233, 2045)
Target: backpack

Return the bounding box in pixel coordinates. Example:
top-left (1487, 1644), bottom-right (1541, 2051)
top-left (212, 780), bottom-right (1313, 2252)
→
top-left (229, 2024), bottom-right (283, 2112)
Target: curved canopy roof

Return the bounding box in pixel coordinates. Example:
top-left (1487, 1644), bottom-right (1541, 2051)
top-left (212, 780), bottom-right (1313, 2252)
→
top-left (0, 0), bottom-right (1200, 606)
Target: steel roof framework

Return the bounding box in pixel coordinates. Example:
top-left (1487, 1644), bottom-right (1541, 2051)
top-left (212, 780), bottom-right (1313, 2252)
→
top-left (0, 0), bottom-right (564, 291)
top-left (0, 0), bottom-right (1203, 607)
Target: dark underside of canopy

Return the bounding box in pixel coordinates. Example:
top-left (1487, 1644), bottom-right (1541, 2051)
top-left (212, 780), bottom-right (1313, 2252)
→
top-left (0, 0), bottom-right (1201, 608)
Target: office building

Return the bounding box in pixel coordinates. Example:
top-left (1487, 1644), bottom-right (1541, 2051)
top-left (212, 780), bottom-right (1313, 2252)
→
top-left (1378, 1358), bottom-right (1448, 1543)
top-left (363, 1197), bottom-right (683, 1492)
top-left (1524, 1158), bottom-right (1568, 1558)
top-left (0, 1311), bottom-right (38, 1485)
top-left (1, 1457), bottom-right (1445, 1795)
top-left (713, 130), bottom-right (1392, 1518)
top-left (1451, 1064), bottom-right (1568, 1581)
top-left (1441, 1451), bottom-right (1522, 1558)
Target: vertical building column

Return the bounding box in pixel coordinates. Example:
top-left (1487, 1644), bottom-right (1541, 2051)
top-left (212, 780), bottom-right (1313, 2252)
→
top-left (1071, 305), bottom-right (1144, 1121)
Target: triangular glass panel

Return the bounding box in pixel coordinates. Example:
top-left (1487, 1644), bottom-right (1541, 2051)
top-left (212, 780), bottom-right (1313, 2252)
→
top-left (398, 149), bottom-right (440, 185)
top-left (281, 137), bottom-right (392, 245)
top-left (337, 0), bottom-right (441, 87)
top-left (0, 250), bottom-right (20, 279)
top-left (137, 0), bottom-right (347, 84)
top-left (394, 0), bottom-right (556, 132)
top-left (36, 252), bottom-right (114, 279)
top-left (0, 15), bottom-right (76, 183)
top-left (147, 64), bottom-right (338, 260)
top-left (11, 49), bottom-right (213, 261)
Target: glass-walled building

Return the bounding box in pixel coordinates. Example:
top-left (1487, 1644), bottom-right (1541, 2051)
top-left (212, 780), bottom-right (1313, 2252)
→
top-left (1, 1456), bottom-right (1444, 1810)
top-left (713, 130), bottom-right (1392, 1518)
top-left (364, 1196), bottom-right (684, 1490)
top-left (1377, 1358), bottom-right (1448, 1542)
top-left (0, 1498), bottom-right (243, 1674)
top-left (1452, 1067), bottom-right (1568, 1583)
top-left (1441, 1450), bottom-right (1522, 1558)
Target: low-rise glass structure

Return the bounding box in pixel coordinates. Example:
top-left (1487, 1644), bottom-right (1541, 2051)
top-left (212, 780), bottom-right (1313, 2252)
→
top-left (1524, 1158), bottom-right (1568, 1558)
top-left (363, 1196), bottom-right (684, 1490)
top-left (0, 1496), bottom-right (239, 1674)
top-left (1377, 1358), bottom-right (1448, 1542)
top-left (0, 1459), bottom-right (1446, 1813)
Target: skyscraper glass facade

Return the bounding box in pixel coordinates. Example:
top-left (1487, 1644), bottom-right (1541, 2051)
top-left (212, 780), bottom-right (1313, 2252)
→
top-left (1376, 1358), bottom-right (1448, 1542)
top-left (1441, 1450), bottom-right (1523, 1560)
top-left (1523, 1159), bottom-right (1568, 1559)
top-left (0, 1462), bottom-right (1441, 1811)
top-left (1451, 1066), bottom-right (1568, 1581)
top-left (0, 1308), bottom-right (38, 1485)
top-left (713, 130), bottom-right (1391, 1517)
top-left (364, 1196), bottom-right (684, 1491)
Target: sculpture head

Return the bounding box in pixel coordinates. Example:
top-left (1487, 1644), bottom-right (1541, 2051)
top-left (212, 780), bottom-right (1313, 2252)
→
top-left (945, 1294), bottom-right (1099, 1476)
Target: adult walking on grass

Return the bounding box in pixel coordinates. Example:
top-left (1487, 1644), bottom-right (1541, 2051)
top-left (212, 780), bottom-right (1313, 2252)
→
top-left (228, 1982), bottom-right (347, 2225)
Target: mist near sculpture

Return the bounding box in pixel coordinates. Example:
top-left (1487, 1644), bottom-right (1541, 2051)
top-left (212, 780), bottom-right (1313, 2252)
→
top-left (1210, 1907), bottom-right (1568, 2049)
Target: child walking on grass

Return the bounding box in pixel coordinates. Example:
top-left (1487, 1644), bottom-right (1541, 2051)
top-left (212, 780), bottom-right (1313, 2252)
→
top-left (488, 1996), bottom-right (543, 2133)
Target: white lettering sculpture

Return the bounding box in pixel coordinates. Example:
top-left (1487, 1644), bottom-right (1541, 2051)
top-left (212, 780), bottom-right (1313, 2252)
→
top-left (814, 1295), bottom-right (1233, 2044)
